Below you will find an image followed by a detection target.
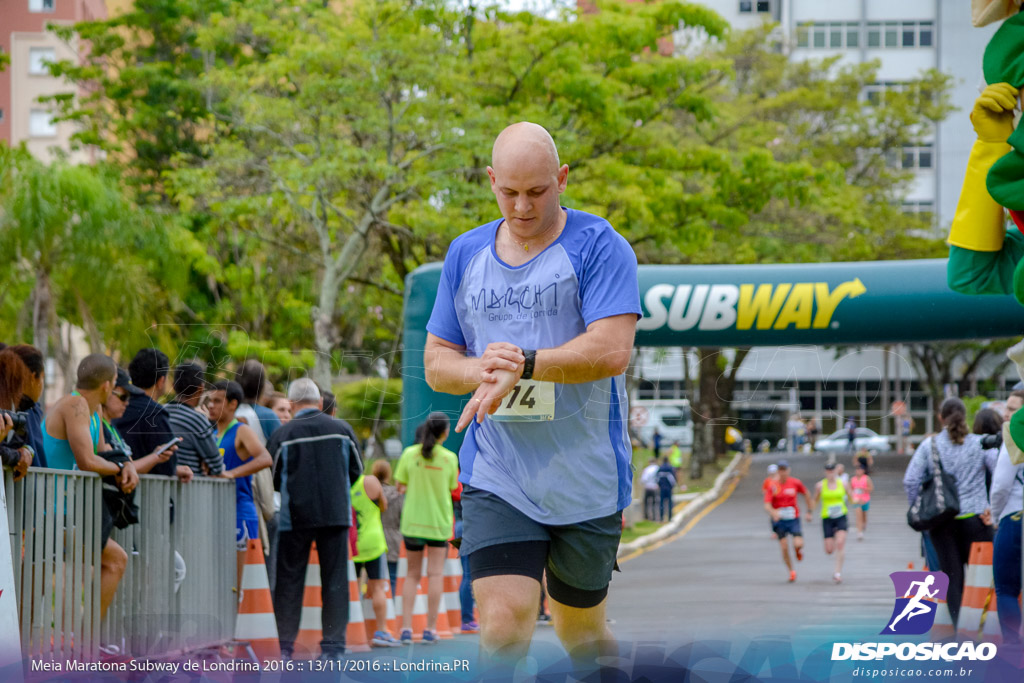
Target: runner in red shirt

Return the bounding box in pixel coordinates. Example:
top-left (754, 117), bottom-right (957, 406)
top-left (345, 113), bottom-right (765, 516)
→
top-left (763, 460), bottom-right (815, 582)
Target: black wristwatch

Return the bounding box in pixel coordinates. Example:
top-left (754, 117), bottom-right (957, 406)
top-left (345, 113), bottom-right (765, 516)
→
top-left (115, 461), bottom-right (126, 474)
top-left (521, 349), bottom-right (537, 380)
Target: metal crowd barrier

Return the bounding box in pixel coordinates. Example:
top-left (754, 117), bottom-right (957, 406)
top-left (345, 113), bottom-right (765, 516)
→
top-left (4, 468), bottom-right (236, 661)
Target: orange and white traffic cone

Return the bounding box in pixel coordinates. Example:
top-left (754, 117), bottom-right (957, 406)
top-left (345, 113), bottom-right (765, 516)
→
top-left (294, 543), bottom-right (324, 659)
top-left (345, 560), bottom-right (371, 652)
top-left (980, 587), bottom-right (1002, 644)
top-left (234, 539), bottom-right (280, 660)
top-left (958, 542), bottom-right (995, 641)
top-left (928, 599), bottom-right (955, 641)
top-left (444, 544), bottom-right (463, 634)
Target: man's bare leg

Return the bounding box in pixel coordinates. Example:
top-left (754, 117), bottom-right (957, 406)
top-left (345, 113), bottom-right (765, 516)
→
top-left (475, 574), bottom-right (541, 668)
top-left (100, 539), bottom-right (127, 619)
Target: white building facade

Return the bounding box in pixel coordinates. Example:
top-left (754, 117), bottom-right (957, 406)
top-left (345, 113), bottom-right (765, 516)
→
top-left (692, 0), bottom-right (999, 230)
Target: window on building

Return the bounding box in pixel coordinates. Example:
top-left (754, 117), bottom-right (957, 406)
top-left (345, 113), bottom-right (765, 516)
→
top-left (739, 0), bottom-right (752, 12)
top-left (800, 22), bottom-right (862, 50)
top-left (863, 21), bottom-right (934, 49)
top-left (901, 143), bottom-right (934, 170)
top-left (29, 109), bottom-right (57, 137)
top-left (901, 200), bottom-right (935, 215)
top-left (847, 23), bottom-right (860, 48)
top-left (919, 22), bottom-right (934, 47)
top-left (756, 0), bottom-right (771, 12)
top-left (863, 81), bottom-right (908, 105)
top-left (813, 24), bottom-right (826, 48)
top-left (29, 0), bottom-right (55, 12)
top-left (0, 109), bottom-right (4, 124)
top-left (885, 22), bottom-right (899, 47)
top-left (28, 47), bottom-right (55, 75)
top-left (867, 22), bottom-right (881, 47)
top-left (796, 24), bottom-right (810, 48)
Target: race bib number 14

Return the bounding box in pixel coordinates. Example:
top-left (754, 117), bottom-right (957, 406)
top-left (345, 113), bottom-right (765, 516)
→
top-left (489, 380), bottom-right (555, 422)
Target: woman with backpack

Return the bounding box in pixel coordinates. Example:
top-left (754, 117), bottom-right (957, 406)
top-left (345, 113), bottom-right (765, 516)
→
top-left (903, 397), bottom-right (997, 627)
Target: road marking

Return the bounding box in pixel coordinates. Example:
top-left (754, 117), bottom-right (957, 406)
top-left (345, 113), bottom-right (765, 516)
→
top-left (619, 458), bottom-right (750, 565)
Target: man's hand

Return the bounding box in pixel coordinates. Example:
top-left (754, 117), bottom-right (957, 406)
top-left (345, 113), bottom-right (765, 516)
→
top-left (0, 413), bottom-right (12, 442)
top-left (13, 448), bottom-right (31, 481)
top-left (769, 510), bottom-right (780, 523)
top-left (804, 511), bottom-right (814, 523)
top-left (216, 470), bottom-right (236, 480)
top-left (981, 508), bottom-right (994, 526)
top-left (972, 82), bottom-right (1018, 143)
top-left (116, 461), bottom-right (139, 494)
top-left (456, 368), bottom-right (521, 433)
top-left (478, 343), bottom-right (524, 383)
top-left (154, 444), bottom-right (178, 463)
top-left (196, 404), bottom-right (211, 420)
top-left (176, 465), bottom-right (194, 483)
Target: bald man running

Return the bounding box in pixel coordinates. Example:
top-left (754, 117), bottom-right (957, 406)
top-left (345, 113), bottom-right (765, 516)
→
top-left (424, 122), bottom-right (640, 671)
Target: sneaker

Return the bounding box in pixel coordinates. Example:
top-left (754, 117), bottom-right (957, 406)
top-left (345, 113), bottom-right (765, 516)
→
top-left (788, 570), bottom-right (797, 583)
top-left (833, 572), bottom-right (842, 584)
top-left (400, 629), bottom-right (413, 645)
top-left (537, 613), bottom-right (553, 625)
top-left (857, 531), bottom-right (864, 541)
top-left (795, 547), bottom-right (803, 562)
top-left (420, 629), bottom-right (439, 645)
top-left (372, 631), bottom-right (403, 648)
top-left (461, 621), bottom-right (479, 633)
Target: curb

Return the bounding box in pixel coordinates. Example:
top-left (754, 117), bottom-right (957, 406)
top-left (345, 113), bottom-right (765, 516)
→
top-left (617, 451), bottom-right (749, 558)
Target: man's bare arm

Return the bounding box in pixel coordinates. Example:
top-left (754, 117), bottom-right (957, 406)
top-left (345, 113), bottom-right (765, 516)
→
top-left (220, 425), bottom-right (272, 480)
top-left (424, 334), bottom-right (523, 395)
top-left (531, 314), bottom-right (636, 384)
top-left (454, 314), bottom-right (637, 430)
top-left (65, 399), bottom-right (119, 476)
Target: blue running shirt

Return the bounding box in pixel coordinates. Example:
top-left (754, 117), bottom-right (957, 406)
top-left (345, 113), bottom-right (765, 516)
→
top-left (427, 208), bottom-right (641, 525)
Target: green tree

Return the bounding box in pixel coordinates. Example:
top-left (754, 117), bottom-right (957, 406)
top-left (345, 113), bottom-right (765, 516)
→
top-left (666, 27), bottom-right (953, 474)
top-left (0, 145), bottom-right (197, 378)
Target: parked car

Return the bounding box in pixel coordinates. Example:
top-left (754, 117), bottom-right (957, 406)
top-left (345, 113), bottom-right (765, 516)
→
top-left (632, 400), bottom-right (694, 450)
top-left (814, 427), bottom-right (891, 454)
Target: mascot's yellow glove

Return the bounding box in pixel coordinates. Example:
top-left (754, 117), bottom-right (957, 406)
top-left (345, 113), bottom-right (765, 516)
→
top-left (972, 82), bottom-right (1018, 142)
top-left (949, 83), bottom-right (1017, 252)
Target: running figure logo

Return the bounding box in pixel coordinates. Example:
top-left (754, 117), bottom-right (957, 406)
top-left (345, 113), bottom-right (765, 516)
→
top-left (882, 571), bottom-right (950, 635)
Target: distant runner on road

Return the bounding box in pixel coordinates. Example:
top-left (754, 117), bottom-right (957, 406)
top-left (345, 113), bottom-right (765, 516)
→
top-left (764, 460), bottom-right (814, 582)
top-left (812, 462), bottom-right (855, 584)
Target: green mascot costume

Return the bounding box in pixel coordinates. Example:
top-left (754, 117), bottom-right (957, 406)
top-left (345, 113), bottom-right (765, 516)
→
top-left (948, 4), bottom-right (1024, 464)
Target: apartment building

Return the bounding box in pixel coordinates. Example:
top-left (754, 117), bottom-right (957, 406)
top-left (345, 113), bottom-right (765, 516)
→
top-left (0, 0), bottom-right (106, 162)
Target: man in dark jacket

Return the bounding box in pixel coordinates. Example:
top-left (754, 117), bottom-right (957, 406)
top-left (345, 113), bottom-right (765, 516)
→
top-left (113, 348), bottom-right (177, 476)
top-left (265, 378), bottom-right (362, 660)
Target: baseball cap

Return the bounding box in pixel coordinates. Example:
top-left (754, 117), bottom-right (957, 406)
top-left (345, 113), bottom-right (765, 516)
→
top-left (115, 367), bottom-right (145, 395)
top-left (777, 459), bottom-right (790, 469)
top-left (767, 464), bottom-right (779, 474)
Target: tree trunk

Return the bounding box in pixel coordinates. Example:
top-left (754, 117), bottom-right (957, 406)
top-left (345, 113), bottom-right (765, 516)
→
top-left (312, 258), bottom-right (340, 390)
top-left (690, 347), bottom-right (750, 479)
top-left (32, 271), bottom-right (51, 356)
top-left (75, 292), bottom-right (105, 354)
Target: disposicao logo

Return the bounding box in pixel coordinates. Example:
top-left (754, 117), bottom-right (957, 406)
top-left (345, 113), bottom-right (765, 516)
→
top-left (831, 570), bottom-right (997, 662)
top-left (882, 571), bottom-right (949, 635)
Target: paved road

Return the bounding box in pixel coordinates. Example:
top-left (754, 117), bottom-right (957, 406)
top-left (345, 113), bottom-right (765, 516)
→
top-left (608, 451), bottom-right (921, 643)
top-left (351, 450), bottom-right (927, 673)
